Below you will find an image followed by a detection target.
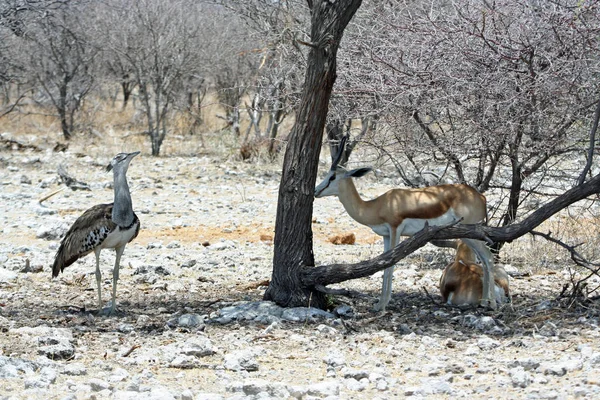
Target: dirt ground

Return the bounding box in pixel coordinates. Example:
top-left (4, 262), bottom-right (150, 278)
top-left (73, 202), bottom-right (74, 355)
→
top-left (1, 132), bottom-right (600, 399)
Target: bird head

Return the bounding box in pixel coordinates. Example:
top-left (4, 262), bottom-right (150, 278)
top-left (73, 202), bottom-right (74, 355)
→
top-left (106, 151), bottom-right (140, 172)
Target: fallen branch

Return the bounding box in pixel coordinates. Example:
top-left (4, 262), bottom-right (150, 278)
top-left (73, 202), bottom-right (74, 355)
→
top-left (58, 164), bottom-right (91, 191)
top-left (0, 136), bottom-right (42, 151)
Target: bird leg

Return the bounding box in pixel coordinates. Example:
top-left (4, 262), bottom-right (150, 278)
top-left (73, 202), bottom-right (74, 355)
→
top-left (109, 245), bottom-right (126, 315)
top-left (94, 249), bottom-right (103, 311)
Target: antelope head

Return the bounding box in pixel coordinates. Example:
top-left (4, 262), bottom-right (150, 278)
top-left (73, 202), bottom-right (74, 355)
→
top-left (314, 135), bottom-right (372, 198)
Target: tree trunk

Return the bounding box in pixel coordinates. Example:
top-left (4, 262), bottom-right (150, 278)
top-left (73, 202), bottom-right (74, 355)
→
top-left (59, 83), bottom-right (71, 140)
top-left (264, 0), bottom-right (363, 308)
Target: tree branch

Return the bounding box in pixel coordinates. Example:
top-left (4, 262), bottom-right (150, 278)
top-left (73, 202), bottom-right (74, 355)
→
top-left (530, 230), bottom-right (600, 279)
top-left (578, 97), bottom-right (600, 185)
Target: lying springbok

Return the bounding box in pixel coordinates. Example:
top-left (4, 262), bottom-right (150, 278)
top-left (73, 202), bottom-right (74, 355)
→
top-left (314, 135), bottom-right (496, 311)
top-left (440, 239), bottom-right (510, 306)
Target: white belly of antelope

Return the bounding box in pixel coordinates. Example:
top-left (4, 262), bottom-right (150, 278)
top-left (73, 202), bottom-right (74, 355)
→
top-left (370, 208), bottom-right (459, 238)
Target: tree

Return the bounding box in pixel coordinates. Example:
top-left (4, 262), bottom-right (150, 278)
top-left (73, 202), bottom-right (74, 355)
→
top-left (264, 0), bottom-right (363, 309)
top-left (219, 0), bottom-right (308, 157)
top-left (264, 0), bottom-right (600, 309)
top-left (332, 0), bottom-right (600, 252)
top-left (4, 1), bottom-right (97, 138)
top-left (97, 0), bottom-right (204, 156)
top-left (29, 4), bottom-right (97, 139)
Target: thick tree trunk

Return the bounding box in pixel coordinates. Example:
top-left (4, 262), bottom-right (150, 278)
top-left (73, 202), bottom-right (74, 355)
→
top-left (264, 0), bottom-right (362, 308)
top-left (301, 172), bottom-right (600, 288)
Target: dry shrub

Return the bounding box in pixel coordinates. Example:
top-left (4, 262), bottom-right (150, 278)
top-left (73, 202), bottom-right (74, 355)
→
top-left (501, 208), bottom-right (600, 277)
top-left (329, 233), bottom-right (356, 245)
top-left (239, 138), bottom-right (284, 161)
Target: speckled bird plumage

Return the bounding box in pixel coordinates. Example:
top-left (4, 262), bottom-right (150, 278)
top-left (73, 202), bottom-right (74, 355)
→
top-left (52, 204), bottom-right (140, 277)
top-left (52, 151), bottom-right (141, 315)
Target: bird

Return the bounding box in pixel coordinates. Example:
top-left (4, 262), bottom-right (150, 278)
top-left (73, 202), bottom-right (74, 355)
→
top-left (52, 151), bottom-right (141, 315)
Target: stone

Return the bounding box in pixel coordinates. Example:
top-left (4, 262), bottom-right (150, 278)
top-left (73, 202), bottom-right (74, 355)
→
top-left (541, 363), bottom-right (567, 377)
top-left (508, 358), bottom-right (540, 371)
top-left (0, 267), bottom-right (18, 282)
top-left (333, 304), bottom-right (354, 318)
top-left (214, 301), bottom-right (283, 324)
top-left (341, 367), bottom-right (369, 380)
top-left (170, 355), bottom-right (200, 369)
top-left (509, 366), bottom-right (531, 388)
top-left (89, 378), bottom-right (111, 392)
top-left (37, 337), bottom-right (75, 360)
top-left (61, 363), bottom-right (85, 377)
top-left (477, 336), bottom-right (500, 350)
top-left (194, 393), bottom-right (225, 400)
top-left (109, 368), bottom-right (130, 383)
top-left (324, 351), bottom-right (346, 368)
top-left (167, 314), bottom-right (205, 329)
top-left (0, 316), bottom-right (12, 332)
top-left (306, 381), bottom-right (340, 397)
top-left (180, 336), bottom-right (215, 357)
top-left (223, 350), bottom-right (259, 372)
top-left (281, 307), bottom-right (335, 322)
top-left (422, 378), bottom-right (453, 395)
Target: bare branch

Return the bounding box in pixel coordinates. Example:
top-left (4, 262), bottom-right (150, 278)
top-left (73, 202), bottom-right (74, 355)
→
top-left (578, 98), bottom-right (600, 185)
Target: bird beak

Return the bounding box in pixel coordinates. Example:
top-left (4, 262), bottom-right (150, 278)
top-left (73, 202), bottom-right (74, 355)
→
top-left (129, 151), bottom-right (141, 158)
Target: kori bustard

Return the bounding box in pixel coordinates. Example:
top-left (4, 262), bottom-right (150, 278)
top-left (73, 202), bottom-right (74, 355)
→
top-left (52, 151), bottom-right (141, 315)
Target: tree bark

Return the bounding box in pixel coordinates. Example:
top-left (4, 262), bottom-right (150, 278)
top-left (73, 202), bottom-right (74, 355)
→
top-left (301, 173), bottom-right (600, 288)
top-left (264, 0), bottom-right (362, 308)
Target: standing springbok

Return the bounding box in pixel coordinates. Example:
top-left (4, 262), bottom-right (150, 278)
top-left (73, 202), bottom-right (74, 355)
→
top-left (440, 239), bottom-right (509, 306)
top-left (314, 136), bottom-right (495, 311)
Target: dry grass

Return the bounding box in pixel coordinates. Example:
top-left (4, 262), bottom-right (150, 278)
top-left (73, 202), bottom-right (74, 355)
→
top-left (1, 90), bottom-right (294, 161)
top-left (500, 208), bottom-right (600, 300)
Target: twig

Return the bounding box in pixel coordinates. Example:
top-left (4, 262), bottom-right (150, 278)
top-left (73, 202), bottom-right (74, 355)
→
top-left (578, 97), bottom-right (600, 185)
top-left (530, 230), bottom-right (600, 303)
top-left (122, 344), bottom-right (140, 357)
top-left (38, 187), bottom-right (66, 205)
top-left (421, 287), bottom-right (441, 305)
top-left (530, 230), bottom-right (600, 278)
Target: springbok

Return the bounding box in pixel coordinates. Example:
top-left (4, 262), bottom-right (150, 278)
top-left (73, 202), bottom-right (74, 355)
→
top-left (314, 136), bottom-right (495, 311)
top-left (440, 240), bottom-right (510, 306)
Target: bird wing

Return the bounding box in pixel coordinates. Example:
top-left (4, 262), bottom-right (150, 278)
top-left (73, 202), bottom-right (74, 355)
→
top-left (131, 212), bottom-right (141, 243)
top-left (52, 203), bottom-right (116, 277)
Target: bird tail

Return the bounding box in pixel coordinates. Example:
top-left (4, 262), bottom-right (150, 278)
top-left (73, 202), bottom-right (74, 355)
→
top-left (52, 240), bottom-right (80, 277)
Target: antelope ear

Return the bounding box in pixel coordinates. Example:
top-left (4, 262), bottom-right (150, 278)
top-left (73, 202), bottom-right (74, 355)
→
top-left (347, 167), bottom-right (372, 178)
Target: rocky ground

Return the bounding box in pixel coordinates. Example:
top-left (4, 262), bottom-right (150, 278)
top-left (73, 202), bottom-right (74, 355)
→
top-left (2, 133), bottom-right (600, 399)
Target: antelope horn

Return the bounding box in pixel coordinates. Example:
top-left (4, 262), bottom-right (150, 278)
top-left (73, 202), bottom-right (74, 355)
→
top-left (331, 135), bottom-right (348, 170)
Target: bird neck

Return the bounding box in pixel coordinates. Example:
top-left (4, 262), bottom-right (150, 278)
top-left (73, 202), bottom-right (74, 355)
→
top-left (112, 169), bottom-right (134, 227)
